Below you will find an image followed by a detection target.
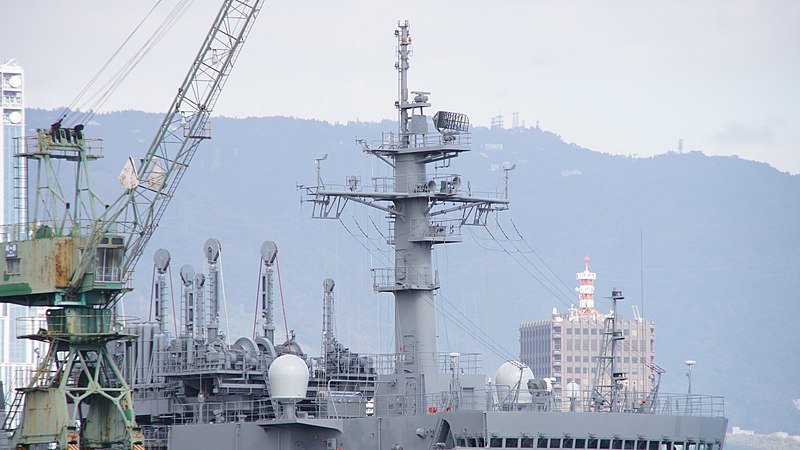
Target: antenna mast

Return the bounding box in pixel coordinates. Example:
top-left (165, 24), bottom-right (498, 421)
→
top-left (591, 289), bottom-right (626, 412)
top-left (300, 20), bottom-right (509, 415)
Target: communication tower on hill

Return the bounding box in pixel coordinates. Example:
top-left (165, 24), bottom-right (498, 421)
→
top-left (491, 112), bottom-right (504, 129)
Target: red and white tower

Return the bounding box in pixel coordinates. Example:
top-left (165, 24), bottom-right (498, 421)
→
top-left (576, 255), bottom-right (600, 315)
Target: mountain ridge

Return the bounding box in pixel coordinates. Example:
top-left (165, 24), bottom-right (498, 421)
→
top-left (22, 108), bottom-right (800, 435)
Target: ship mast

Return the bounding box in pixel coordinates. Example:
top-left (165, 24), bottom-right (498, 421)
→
top-left (301, 20), bottom-right (509, 414)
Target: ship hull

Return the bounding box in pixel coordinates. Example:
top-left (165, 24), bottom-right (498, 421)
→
top-left (169, 410), bottom-right (727, 449)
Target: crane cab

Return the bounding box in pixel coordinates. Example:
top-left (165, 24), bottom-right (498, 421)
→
top-left (0, 234), bottom-right (128, 307)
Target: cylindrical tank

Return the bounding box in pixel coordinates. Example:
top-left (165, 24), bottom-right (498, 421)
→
top-left (140, 323), bottom-right (155, 384)
top-left (153, 332), bottom-right (166, 382)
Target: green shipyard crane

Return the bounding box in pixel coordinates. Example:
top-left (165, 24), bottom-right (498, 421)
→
top-left (0, 1), bottom-right (264, 449)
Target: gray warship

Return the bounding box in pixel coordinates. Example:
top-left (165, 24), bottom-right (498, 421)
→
top-left (0, 4), bottom-right (728, 450)
top-left (130, 20), bottom-right (728, 450)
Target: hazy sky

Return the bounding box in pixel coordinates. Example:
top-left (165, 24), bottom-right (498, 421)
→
top-left (2, 0), bottom-right (798, 173)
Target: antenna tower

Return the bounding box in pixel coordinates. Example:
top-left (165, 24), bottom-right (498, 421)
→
top-left (300, 20), bottom-right (509, 415)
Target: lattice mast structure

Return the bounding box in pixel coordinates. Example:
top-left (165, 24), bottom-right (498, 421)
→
top-left (591, 289), bottom-right (626, 412)
top-left (301, 21), bottom-right (509, 413)
top-left (0, 1), bottom-right (264, 449)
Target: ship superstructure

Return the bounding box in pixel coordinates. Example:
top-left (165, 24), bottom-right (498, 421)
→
top-left (116, 239), bottom-right (376, 447)
top-left (166, 20), bottom-right (730, 450)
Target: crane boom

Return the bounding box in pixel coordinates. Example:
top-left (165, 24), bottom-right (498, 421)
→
top-left (67, 0), bottom-right (264, 299)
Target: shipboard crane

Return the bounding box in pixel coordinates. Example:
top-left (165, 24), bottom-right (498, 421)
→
top-left (0, 1), bottom-right (264, 450)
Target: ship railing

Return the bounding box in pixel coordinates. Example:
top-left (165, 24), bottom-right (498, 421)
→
top-left (469, 189), bottom-right (508, 201)
top-left (310, 352), bottom-right (481, 376)
top-left (652, 393), bottom-right (725, 417)
top-left (318, 173), bottom-right (471, 196)
top-left (544, 391), bottom-right (725, 417)
top-left (169, 398), bottom-right (276, 425)
top-left (153, 348), bottom-right (270, 375)
top-left (362, 130), bottom-right (472, 153)
top-left (371, 267), bottom-right (437, 292)
top-left (367, 352), bottom-right (482, 375)
top-left (409, 218), bottom-right (463, 242)
top-left (480, 387), bottom-right (725, 418)
top-left (422, 389), bottom-right (490, 414)
top-left (406, 131), bottom-right (472, 151)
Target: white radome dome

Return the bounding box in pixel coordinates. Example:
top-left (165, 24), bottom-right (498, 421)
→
top-left (268, 354), bottom-right (309, 400)
top-left (494, 361), bottom-right (534, 404)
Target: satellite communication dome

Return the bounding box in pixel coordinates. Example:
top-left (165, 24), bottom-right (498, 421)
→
top-left (494, 361), bottom-right (534, 404)
top-left (566, 381), bottom-right (581, 400)
top-left (268, 354), bottom-right (309, 400)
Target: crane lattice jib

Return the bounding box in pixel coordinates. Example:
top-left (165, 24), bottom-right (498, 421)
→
top-left (67, 0), bottom-right (264, 298)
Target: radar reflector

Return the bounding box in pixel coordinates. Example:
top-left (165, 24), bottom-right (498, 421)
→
top-left (433, 111), bottom-right (469, 134)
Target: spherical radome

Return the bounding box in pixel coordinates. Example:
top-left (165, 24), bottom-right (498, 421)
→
top-left (268, 354), bottom-right (309, 400)
top-left (494, 361), bottom-right (534, 404)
